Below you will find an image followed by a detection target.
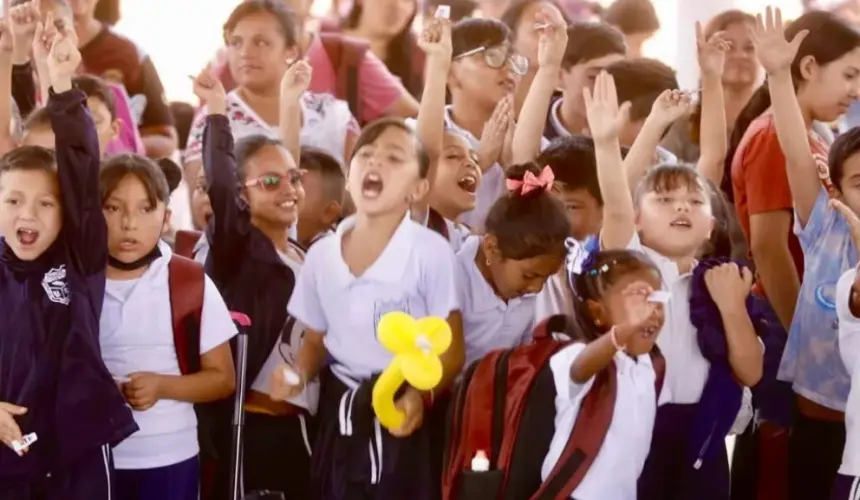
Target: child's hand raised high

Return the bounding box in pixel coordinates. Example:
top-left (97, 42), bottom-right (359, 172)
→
top-left (534, 5), bottom-right (567, 69)
top-left (280, 60), bottom-right (312, 104)
top-left (704, 263), bottom-right (754, 313)
top-left (418, 16), bottom-right (452, 65)
top-left (32, 12), bottom-right (57, 70)
top-left (648, 89), bottom-right (694, 130)
top-left (191, 67), bottom-right (227, 116)
top-left (46, 25), bottom-right (80, 93)
top-left (7, 0), bottom-right (38, 62)
top-left (696, 21), bottom-right (730, 79)
top-left (749, 6), bottom-right (808, 76)
top-left (583, 71), bottom-right (630, 144)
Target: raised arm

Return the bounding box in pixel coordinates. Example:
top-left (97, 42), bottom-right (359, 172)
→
top-left (191, 69), bottom-right (251, 283)
top-left (46, 27), bottom-right (104, 276)
top-left (7, 1), bottom-right (41, 117)
top-left (0, 16), bottom-right (15, 153)
top-left (695, 24), bottom-right (730, 185)
top-left (414, 16), bottom-right (452, 210)
top-left (751, 7), bottom-right (819, 227)
top-left (585, 71), bottom-right (635, 249)
top-left (279, 61), bottom-right (311, 165)
top-left (511, 7), bottom-right (567, 164)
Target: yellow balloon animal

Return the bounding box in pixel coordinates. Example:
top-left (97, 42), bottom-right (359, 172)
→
top-left (372, 311), bottom-right (452, 432)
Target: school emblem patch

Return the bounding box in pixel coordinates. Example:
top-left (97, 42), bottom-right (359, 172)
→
top-left (42, 266), bottom-right (70, 306)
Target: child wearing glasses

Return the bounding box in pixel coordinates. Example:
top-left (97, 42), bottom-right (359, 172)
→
top-left (447, 18), bottom-right (533, 230)
top-left (190, 69), bottom-right (318, 500)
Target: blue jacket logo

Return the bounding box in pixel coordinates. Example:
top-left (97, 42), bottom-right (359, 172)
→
top-left (42, 265), bottom-right (70, 306)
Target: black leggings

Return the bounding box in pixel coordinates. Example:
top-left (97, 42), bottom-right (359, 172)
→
top-left (788, 409), bottom-right (846, 500)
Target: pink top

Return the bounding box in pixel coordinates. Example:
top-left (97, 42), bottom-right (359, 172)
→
top-left (105, 84), bottom-right (145, 155)
top-left (210, 34), bottom-right (404, 124)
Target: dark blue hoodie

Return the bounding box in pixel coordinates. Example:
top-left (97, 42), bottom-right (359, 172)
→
top-left (0, 89), bottom-right (137, 485)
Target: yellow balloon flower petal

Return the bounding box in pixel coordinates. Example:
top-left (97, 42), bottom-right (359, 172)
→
top-left (415, 317), bottom-right (452, 355)
top-left (377, 311), bottom-right (418, 353)
top-left (401, 353), bottom-right (443, 390)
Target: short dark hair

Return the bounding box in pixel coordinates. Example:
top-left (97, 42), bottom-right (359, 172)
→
top-left (537, 135), bottom-right (631, 205)
top-left (829, 126), bottom-right (860, 192)
top-left (633, 163), bottom-right (708, 206)
top-left (485, 162), bottom-right (571, 260)
top-left (100, 154), bottom-right (170, 207)
top-left (73, 74), bottom-right (117, 120)
top-left (602, 0), bottom-right (660, 35)
top-left (451, 18), bottom-right (512, 58)
top-left (562, 22), bottom-right (626, 70)
top-left (23, 106), bottom-right (52, 132)
top-left (223, 0), bottom-right (298, 47)
top-left (234, 135), bottom-right (288, 182)
top-left (0, 146), bottom-right (56, 179)
top-left (606, 58), bottom-right (678, 123)
top-left (351, 118), bottom-right (431, 178)
top-left (300, 147), bottom-right (345, 204)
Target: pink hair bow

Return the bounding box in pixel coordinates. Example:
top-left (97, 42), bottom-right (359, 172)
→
top-left (506, 166), bottom-right (555, 195)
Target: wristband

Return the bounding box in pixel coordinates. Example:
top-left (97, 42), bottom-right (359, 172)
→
top-left (609, 326), bottom-right (626, 352)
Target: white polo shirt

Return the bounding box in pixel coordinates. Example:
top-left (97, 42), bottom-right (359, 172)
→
top-left (457, 236), bottom-right (537, 367)
top-left (250, 246), bottom-right (320, 414)
top-left (288, 213), bottom-right (460, 385)
top-left (542, 343), bottom-right (665, 500)
top-left (627, 234), bottom-right (710, 403)
top-left (99, 242), bottom-right (237, 469)
top-left (836, 267), bottom-right (860, 476)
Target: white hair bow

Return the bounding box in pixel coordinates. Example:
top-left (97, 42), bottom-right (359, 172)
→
top-left (565, 237), bottom-right (589, 276)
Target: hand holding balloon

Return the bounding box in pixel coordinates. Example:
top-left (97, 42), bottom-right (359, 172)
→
top-left (372, 312), bottom-right (452, 435)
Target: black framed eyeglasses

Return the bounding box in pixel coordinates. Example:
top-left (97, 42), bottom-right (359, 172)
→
top-left (453, 45), bottom-right (529, 76)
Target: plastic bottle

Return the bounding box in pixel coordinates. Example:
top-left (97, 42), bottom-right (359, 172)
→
top-left (471, 450), bottom-right (490, 472)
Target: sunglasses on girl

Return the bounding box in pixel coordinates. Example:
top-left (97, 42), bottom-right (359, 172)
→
top-left (244, 170), bottom-right (306, 191)
top-left (453, 45), bottom-right (529, 76)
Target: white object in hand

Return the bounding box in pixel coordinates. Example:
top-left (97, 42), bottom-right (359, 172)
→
top-left (282, 367), bottom-right (301, 386)
top-left (647, 290), bottom-right (671, 304)
top-left (471, 450), bottom-right (490, 472)
top-left (435, 5), bottom-right (450, 18)
top-left (11, 432), bottom-right (37, 455)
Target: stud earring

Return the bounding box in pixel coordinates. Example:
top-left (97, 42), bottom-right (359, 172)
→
top-left (486, 258), bottom-right (491, 266)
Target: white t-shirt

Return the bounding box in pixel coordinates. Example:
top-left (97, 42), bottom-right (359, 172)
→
top-left (288, 213), bottom-right (460, 386)
top-left (99, 243), bottom-right (237, 469)
top-left (836, 267), bottom-right (860, 476)
top-left (249, 247), bottom-right (320, 414)
top-left (456, 236), bottom-right (536, 366)
top-left (541, 343), bottom-right (666, 500)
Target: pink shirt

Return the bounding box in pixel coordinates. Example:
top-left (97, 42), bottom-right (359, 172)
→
top-left (210, 34), bottom-right (404, 124)
top-left (105, 84), bottom-right (145, 155)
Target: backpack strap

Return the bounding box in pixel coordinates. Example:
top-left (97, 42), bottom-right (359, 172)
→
top-left (320, 33), bottom-right (368, 123)
top-left (168, 255), bottom-right (206, 375)
top-left (531, 362), bottom-right (618, 499)
top-left (426, 208), bottom-right (450, 240)
top-left (650, 346), bottom-right (666, 400)
top-left (174, 229), bottom-right (203, 260)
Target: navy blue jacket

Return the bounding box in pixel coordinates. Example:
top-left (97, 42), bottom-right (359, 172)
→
top-left (0, 89), bottom-right (137, 484)
top-left (202, 114), bottom-right (297, 390)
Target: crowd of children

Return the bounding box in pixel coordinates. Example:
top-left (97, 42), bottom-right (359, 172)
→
top-left (1, 0), bottom-right (860, 499)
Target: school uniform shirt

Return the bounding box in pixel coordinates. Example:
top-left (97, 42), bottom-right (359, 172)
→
top-left (184, 90), bottom-right (359, 165)
top-left (535, 272), bottom-right (570, 323)
top-left (440, 106), bottom-right (550, 230)
top-left (778, 189), bottom-right (854, 411)
top-left (417, 207), bottom-right (471, 252)
top-left (457, 236), bottom-right (537, 367)
top-left (99, 242), bottom-right (237, 470)
top-left (542, 343), bottom-right (666, 500)
top-left (627, 234), bottom-right (710, 403)
top-left (0, 89), bottom-right (137, 484)
top-left (250, 247), bottom-right (320, 415)
top-left (835, 266), bottom-right (860, 476)
top-left (288, 213), bottom-right (459, 385)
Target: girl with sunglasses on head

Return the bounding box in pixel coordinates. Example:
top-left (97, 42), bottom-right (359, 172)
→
top-left (190, 67), bottom-right (318, 500)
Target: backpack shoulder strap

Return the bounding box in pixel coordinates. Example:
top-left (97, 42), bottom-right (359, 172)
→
top-left (650, 346), bottom-right (666, 400)
top-left (531, 362), bottom-right (618, 499)
top-left (320, 33), bottom-right (367, 122)
top-left (174, 229), bottom-right (203, 260)
top-left (426, 208), bottom-right (450, 240)
top-left (168, 255), bottom-right (206, 375)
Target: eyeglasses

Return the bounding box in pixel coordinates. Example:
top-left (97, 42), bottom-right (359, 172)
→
top-left (454, 45), bottom-right (529, 76)
top-left (244, 170), bottom-right (305, 191)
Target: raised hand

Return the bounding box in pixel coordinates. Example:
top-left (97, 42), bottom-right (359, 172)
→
top-left (191, 66), bottom-right (227, 115)
top-left (649, 89), bottom-right (694, 129)
top-left (32, 11), bottom-right (57, 69)
top-left (615, 282), bottom-right (664, 347)
top-left (417, 16), bottom-right (452, 64)
top-left (8, 0), bottom-right (38, 61)
top-left (46, 25), bottom-right (80, 92)
top-left (477, 95), bottom-right (512, 170)
top-left (534, 5), bottom-right (568, 69)
top-left (749, 6), bottom-right (808, 75)
top-left (704, 262), bottom-right (754, 312)
top-left (583, 71), bottom-right (630, 143)
top-left (697, 21), bottom-right (730, 78)
top-left (280, 60), bottom-right (312, 103)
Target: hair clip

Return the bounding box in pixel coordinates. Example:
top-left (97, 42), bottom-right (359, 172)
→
top-left (506, 165), bottom-right (555, 195)
top-left (565, 238), bottom-right (588, 276)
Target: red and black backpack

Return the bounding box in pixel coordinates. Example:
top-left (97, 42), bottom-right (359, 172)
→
top-left (442, 315), bottom-right (666, 500)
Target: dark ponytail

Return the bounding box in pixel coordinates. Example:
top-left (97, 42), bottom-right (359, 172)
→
top-left (722, 84), bottom-right (771, 200)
